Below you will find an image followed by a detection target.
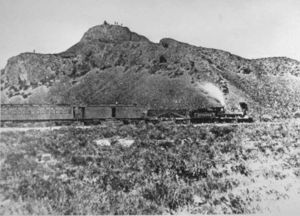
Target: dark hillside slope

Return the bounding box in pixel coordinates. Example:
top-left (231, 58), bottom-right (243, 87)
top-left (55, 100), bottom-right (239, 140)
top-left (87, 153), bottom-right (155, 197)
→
top-left (1, 22), bottom-right (300, 118)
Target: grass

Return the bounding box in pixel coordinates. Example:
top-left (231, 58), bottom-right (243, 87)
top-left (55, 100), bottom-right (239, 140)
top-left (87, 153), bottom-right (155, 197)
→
top-left (0, 121), bottom-right (299, 214)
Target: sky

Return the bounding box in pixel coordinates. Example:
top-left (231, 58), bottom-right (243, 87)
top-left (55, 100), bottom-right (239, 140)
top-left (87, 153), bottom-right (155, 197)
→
top-left (0, 0), bottom-right (300, 69)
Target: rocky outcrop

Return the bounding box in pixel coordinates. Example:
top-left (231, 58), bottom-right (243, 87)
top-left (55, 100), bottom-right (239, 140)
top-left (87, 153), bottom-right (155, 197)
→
top-left (81, 23), bottom-right (149, 43)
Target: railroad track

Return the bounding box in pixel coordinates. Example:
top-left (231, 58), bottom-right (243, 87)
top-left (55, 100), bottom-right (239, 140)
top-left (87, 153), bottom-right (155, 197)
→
top-left (193, 119), bottom-right (300, 127)
top-left (0, 125), bottom-right (94, 132)
top-left (1, 119), bottom-right (299, 132)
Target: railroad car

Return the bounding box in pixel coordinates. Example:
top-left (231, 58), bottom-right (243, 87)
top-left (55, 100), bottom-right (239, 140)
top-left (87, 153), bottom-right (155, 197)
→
top-left (77, 105), bottom-right (146, 124)
top-left (190, 107), bottom-right (223, 123)
top-left (1, 104), bottom-right (73, 122)
top-left (146, 109), bottom-right (190, 123)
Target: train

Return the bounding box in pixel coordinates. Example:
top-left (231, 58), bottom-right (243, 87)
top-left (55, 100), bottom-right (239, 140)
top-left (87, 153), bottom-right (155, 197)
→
top-left (0, 102), bottom-right (253, 125)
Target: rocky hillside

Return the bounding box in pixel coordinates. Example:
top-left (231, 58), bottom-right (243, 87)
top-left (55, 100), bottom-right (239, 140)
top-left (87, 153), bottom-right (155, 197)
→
top-left (1, 22), bottom-right (300, 119)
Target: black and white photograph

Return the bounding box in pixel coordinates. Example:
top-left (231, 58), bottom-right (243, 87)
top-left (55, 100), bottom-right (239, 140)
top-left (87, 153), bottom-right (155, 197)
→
top-left (0, 0), bottom-right (300, 215)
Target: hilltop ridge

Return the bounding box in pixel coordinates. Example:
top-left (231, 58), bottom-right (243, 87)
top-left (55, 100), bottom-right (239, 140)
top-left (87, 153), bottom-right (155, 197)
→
top-left (80, 22), bottom-right (149, 43)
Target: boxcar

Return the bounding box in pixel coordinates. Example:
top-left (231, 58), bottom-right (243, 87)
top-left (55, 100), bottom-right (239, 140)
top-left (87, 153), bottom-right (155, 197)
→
top-left (82, 105), bottom-right (145, 121)
top-left (1, 104), bottom-right (73, 122)
top-left (83, 106), bottom-right (112, 120)
top-left (115, 105), bottom-right (146, 119)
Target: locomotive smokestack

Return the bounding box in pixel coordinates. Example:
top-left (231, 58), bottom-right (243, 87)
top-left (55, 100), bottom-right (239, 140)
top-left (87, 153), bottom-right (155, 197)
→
top-left (239, 102), bottom-right (248, 116)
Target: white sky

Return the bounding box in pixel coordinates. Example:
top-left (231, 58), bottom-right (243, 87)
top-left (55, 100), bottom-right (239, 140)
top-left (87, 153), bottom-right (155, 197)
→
top-left (0, 0), bottom-right (300, 69)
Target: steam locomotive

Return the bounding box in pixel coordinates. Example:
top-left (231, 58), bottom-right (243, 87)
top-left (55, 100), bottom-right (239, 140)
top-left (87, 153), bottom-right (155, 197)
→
top-left (0, 103), bottom-right (253, 125)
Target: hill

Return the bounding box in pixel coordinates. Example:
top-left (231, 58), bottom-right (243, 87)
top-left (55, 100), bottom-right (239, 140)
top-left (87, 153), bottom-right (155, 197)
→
top-left (1, 21), bottom-right (300, 119)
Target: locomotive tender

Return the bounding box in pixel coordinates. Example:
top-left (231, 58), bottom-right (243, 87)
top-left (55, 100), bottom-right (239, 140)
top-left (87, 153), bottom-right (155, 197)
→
top-left (0, 103), bottom-right (253, 125)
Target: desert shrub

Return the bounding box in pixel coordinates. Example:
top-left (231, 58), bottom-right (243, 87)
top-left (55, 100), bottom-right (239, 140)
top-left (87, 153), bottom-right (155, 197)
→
top-left (210, 125), bottom-right (235, 136)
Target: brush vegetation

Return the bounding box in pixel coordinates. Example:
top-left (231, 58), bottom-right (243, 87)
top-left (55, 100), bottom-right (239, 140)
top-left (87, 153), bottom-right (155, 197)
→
top-left (1, 121), bottom-right (299, 214)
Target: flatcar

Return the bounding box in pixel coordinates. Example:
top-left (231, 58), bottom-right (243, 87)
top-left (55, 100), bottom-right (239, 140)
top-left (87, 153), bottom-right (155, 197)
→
top-left (146, 109), bottom-right (190, 123)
